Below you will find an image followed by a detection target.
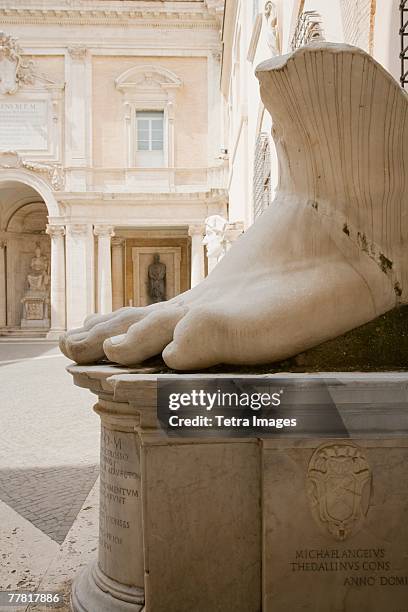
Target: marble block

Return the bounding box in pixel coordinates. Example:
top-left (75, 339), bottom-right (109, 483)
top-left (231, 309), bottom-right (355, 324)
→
top-left (68, 367), bottom-right (408, 612)
top-left (262, 439), bottom-right (408, 612)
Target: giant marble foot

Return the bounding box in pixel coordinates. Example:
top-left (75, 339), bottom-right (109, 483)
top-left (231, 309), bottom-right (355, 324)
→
top-left (60, 43), bottom-right (407, 370)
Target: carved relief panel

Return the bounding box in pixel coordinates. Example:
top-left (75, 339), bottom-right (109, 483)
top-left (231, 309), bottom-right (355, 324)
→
top-left (0, 31), bottom-right (64, 165)
top-left (306, 442), bottom-right (372, 541)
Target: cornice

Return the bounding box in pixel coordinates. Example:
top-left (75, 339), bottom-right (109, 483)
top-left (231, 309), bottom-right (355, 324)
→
top-left (0, 5), bottom-right (219, 29)
top-left (57, 188), bottom-right (228, 205)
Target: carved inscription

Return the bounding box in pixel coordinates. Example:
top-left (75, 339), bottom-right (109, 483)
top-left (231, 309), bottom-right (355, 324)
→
top-left (289, 548), bottom-right (408, 587)
top-left (0, 101), bottom-right (48, 150)
top-left (99, 426), bottom-right (143, 586)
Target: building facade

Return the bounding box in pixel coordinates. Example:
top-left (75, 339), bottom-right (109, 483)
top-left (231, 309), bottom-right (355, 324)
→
top-left (0, 0), bottom-right (227, 336)
top-left (222, 0), bottom-right (400, 230)
top-left (0, 0), bottom-right (402, 337)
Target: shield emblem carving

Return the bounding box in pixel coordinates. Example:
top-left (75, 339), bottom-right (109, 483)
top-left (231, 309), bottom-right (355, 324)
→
top-left (307, 443), bottom-right (371, 541)
top-left (0, 31), bottom-right (35, 95)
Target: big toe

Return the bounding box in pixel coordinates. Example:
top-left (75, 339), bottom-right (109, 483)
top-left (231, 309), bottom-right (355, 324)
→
top-left (62, 308), bottom-right (150, 364)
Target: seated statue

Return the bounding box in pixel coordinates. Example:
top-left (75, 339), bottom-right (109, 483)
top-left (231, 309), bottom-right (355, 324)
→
top-left (59, 43), bottom-right (407, 370)
top-left (26, 243), bottom-right (50, 294)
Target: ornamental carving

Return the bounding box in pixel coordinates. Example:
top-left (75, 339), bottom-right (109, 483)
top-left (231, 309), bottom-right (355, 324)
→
top-left (0, 31), bottom-right (35, 94)
top-left (115, 65), bottom-right (182, 93)
top-left (291, 11), bottom-right (325, 51)
top-left (67, 45), bottom-right (88, 60)
top-left (204, 0), bottom-right (225, 25)
top-left (307, 442), bottom-right (371, 541)
top-left (0, 150), bottom-right (64, 191)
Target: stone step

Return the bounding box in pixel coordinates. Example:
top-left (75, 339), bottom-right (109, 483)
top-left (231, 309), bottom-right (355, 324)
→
top-left (0, 328), bottom-right (49, 339)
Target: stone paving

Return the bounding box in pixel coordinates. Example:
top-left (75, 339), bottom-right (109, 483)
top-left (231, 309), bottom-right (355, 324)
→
top-left (0, 341), bottom-right (100, 611)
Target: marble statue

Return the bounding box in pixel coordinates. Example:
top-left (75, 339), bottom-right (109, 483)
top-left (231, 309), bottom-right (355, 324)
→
top-left (27, 243), bottom-right (50, 293)
top-left (264, 2), bottom-right (280, 56)
top-left (60, 43), bottom-right (408, 370)
top-left (21, 243), bottom-right (50, 326)
top-left (148, 254), bottom-right (166, 303)
top-left (202, 215), bottom-right (229, 263)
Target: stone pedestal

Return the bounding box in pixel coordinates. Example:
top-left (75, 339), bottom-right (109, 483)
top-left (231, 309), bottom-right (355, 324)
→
top-left (21, 294), bottom-right (50, 329)
top-left (68, 368), bottom-right (408, 612)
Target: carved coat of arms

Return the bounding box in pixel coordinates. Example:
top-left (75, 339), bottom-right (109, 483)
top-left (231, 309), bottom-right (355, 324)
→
top-left (0, 31), bottom-right (34, 95)
top-left (306, 442), bottom-right (371, 541)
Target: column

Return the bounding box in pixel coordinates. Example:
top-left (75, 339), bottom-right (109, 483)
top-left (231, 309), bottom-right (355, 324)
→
top-left (0, 241), bottom-right (6, 328)
top-left (111, 237), bottom-right (125, 311)
top-left (94, 225), bottom-right (114, 314)
top-left (46, 225), bottom-right (66, 338)
top-left (207, 49), bottom-right (222, 165)
top-left (65, 224), bottom-right (93, 329)
top-left (188, 225), bottom-right (205, 287)
top-left (65, 46), bottom-right (91, 190)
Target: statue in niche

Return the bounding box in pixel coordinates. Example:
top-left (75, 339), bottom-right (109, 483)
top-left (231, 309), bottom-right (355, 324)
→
top-left (60, 43), bottom-right (408, 370)
top-left (264, 2), bottom-right (280, 56)
top-left (148, 254), bottom-right (166, 303)
top-left (21, 242), bottom-right (50, 327)
top-left (27, 243), bottom-right (50, 293)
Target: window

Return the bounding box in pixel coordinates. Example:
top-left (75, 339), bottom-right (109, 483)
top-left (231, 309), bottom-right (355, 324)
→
top-left (115, 65), bottom-right (182, 168)
top-left (135, 111), bottom-right (164, 167)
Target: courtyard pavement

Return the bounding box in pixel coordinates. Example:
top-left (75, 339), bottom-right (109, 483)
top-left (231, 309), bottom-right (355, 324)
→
top-left (0, 341), bottom-right (100, 611)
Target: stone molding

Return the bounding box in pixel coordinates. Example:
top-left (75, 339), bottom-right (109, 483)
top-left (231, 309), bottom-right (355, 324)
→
top-left (59, 188), bottom-right (228, 205)
top-left (46, 224), bottom-right (65, 238)
top-left (210, 48), bottom-right (222, 62)
top-left (0, 3), bottom-right (220, 28)
top-left (204, 0), bottom-right (225, 25)
top-left (67, 223), bottom-right (88, 237)
top-left (111, 236), bottom-right (125, 248)
top-left (67, 45), bottom-right (88, 60)
top-left (93, 225), bottom-right (115, 238)
top-left (115, 65), bottom-right (182, 93)
top-left (188, 224), bottom-right (205, 237)
top-left (0, 151), bottom-right (65, 191)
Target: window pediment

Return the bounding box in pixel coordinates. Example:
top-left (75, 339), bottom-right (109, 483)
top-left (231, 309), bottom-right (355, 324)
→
top-left (115, 65), bottom-right (182, 93)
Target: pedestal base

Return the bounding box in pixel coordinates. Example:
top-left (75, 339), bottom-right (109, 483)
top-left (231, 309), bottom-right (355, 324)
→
top-left (68, 366), bottom-right (408, 612)
top-left (21, 318), bottom-right (50, 329)
top-left (71, 560), bottom-right (144, 612)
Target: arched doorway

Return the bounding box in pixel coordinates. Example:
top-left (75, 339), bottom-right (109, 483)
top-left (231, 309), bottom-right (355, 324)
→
top-left (0, 181), bottom-right (54, 336)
